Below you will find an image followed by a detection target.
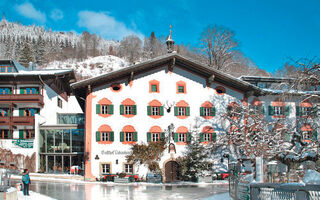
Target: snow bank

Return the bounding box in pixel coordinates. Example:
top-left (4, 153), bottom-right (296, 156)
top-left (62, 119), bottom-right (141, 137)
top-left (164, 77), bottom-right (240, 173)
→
top-left (303, 170), bottom-right (320, 184)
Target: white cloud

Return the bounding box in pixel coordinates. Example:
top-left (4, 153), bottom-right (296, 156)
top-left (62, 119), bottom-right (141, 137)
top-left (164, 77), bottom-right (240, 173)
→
top-left (50, 9), bottom-right (64, 21)
top-left (14, 2), bottom-right (46, 23)
top-left (77, 11), bottom-right (143, 40)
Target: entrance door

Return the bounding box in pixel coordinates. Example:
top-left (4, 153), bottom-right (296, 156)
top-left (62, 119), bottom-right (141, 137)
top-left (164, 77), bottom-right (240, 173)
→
top-left (165, 161), bottom-right (179, 182)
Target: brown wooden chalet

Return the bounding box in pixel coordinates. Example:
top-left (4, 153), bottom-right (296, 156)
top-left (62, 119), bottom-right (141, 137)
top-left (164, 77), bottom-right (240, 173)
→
top-left (0, 60), bottom-right (76, 136)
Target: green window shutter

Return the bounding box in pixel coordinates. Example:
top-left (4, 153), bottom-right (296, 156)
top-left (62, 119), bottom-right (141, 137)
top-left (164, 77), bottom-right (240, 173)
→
top-left (19, 130), bottom-right (24, 139)
top-left (147, 106), bottom-right (151, 116)
top-left (174, 106), bottom-right (178, 116)
top-left (20, 88), bottom-right (25, 94)
top-left (35, 87), bottom-right (39, 94)
top-left (7, 131), bottom-right (10, 139)
top-left (312, 130), bottom-right (318, 142)
top-left (110, 131), bottom-right (114, 141)
top-left (133, 132), bottom-right (138, 142)
top-left (200, 107), bottom-right (204, 116)
top-left (212, 133), bottom-right (217, 142)
top-left (261, 106), bottom-right (265, 114)
top-left (200, 133), bottom-right (204, 142)
top-left (174, 133), bottom-right (178, 142)
top-left (187, 132), bottom-right (191, 142)
top-left (160, 106), bottom-right (164, 116)
top-left (211, 107), bottom-right (216, 116)
top-left (133, 105), bottom-right (137, 115)
top-left (7, 109), bottom-right (10, 116)
top-left (120, 105), bottom-right (124, 115)
top-left (284, 106), bottom-right (290, 116)
top-left (186, 107), bottom-right (190, 116)
top-left (96, 131), bottom-right (100, 142)
top-left (120, 132), bottom-right (124, 142)
top-left (160, 132), bottom-right (165, 141)
top-left (268, 106), bottom-right (274, 116)
top-left (109, 105), bottom-right (114, 114)
top-left (96, 104), bottom-right (100, 114)
top-left (19, 108), bottom-right (24, 116)
top-left (147, 132), bottom-right (151, 142)
top-left (296, 106), bottom-right (301, 116)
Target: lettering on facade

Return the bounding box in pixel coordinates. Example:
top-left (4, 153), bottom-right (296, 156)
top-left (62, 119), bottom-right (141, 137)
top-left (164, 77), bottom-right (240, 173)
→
top-left (101, 150), bottom-right (131, 155)
top-left (12, 139), bottom-right (34, 148)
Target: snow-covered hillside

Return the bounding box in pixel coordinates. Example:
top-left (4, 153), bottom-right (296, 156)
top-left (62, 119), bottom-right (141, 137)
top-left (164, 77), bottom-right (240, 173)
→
top-left (43, 55), bottom-right (128, 78)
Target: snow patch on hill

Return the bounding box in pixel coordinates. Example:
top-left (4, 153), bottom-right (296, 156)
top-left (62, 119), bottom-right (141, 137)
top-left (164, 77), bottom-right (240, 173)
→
top-left (43, 55), bottom-right (128, 78)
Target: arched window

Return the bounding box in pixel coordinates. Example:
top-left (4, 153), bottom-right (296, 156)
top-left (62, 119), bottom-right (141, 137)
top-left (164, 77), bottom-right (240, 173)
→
top-left (269, 98), bottom-right (289, 118)
top-left (96, 125), bottom-right (114, 144)
top-left (200, 101), bottom-right (215, 119)
top-left (120, 125), bottom-right (137, 144)
top-left (200, 126), bottom-right (216, 143)
top-left (174, 100), bottom-right (190, 119)
top-left (147, 126), bottom-right (165, 142)
top-left (96, 98), bottom-right (113, 117)
top-left (297, 100), bottom-right (312, 118)
top-left (120, 98), bottom-right (136, 118)
top-left (174, 126), bottom-right (190, 144)
top-left (147, 100), bottom-right (164, 119)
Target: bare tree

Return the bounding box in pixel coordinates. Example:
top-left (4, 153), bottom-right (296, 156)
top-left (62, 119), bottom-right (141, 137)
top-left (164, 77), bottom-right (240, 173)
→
top-left (200, 25), bottom-right (239, 70)
top-left (119, 35), bottom-right (142, 64)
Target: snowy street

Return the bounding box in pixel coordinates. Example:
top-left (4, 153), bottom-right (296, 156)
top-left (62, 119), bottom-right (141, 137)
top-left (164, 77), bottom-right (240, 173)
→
top-left (11, 179), bottom-right (229, 200)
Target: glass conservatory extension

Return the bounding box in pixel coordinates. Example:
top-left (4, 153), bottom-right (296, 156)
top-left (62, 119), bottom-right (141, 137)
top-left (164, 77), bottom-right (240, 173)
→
top-left (39, 128), bottom-right (84, 174)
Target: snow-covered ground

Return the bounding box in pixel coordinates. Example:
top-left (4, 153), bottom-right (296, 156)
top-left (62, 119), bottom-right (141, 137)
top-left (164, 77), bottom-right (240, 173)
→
top-left (43, 55), bottom-right (128, 78)
top-left (203, 192), bottom-right (231, 200)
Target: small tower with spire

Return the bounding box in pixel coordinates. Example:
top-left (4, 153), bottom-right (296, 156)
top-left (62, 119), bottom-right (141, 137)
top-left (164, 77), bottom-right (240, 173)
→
top-left (166, 25), bottom-right (175, 53)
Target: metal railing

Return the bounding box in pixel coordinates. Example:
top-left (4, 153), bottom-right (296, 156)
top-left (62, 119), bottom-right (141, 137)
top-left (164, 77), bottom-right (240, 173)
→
top-left (250, 183), bottom-right (320, 200)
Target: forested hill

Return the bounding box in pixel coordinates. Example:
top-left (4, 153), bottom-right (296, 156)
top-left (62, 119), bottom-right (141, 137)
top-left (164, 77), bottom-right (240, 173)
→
top-left (0, 18), bottom-right (269, 79)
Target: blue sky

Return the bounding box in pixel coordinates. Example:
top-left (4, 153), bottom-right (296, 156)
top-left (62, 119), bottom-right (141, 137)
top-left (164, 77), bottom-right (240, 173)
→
top-left (2, 0), bottom-right (319, 73)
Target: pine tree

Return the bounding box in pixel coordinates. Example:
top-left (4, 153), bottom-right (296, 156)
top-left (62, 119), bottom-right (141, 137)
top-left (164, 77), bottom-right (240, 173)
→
top-left (19, 42), bottom-right (34, 68)
top-left (177, 131), bottom-right (211, 181)
top-left (35, 36), bottom-right (46, 65)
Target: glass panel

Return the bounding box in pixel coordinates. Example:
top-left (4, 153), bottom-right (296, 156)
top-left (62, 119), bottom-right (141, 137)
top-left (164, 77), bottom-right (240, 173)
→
top-left (55, 130), bottom-right (63, 153)
top-left (40, 155), bottom-right (46, 172)
top-left (47, 130), bottom-right (55, 153)
top-left (57, 114), bottom-right (84, 125)
top-left (55, 156), bottom-right (62, 173)
top-left (72, 129), bottom-right (84, 153)
top-left (63, 156), bottom-right (70, 173)
top-left (63, 129), bottom-right (71, 153)
top-left (48, 156), bottom-right (54, 173)
top-left (39, 130), bottom-right (46, 153)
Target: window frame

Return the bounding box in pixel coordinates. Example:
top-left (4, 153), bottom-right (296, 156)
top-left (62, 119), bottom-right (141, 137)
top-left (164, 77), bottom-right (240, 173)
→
top-left (178, 133), bottom-right (186, 142)
top-left (204, 133), bottom-right (211, 142)
top-left (125, 164), bottom-right (133, 173)
top-left (0, 130), bottom-right (9, 139)
top-left (101, 164), bottom-right (110, 175)
top-left (273, 106), bottom-right (284, 116)
top-left (178, 107), bottom-right (186, 116)
top-left (151, 133), bottom-right (160, 142)
top-left (178, 86), bottom-right (185, 93)
top-left (151, 106), bottom-right (160, 116)
top-left (151, 84), bottom-right (158, 92)
top-left (125, 132), bottom-right (134, 142)
top-left (125, 105), bottom-right (133, 115)
top-left (203, 107), bottom-right (211, 116)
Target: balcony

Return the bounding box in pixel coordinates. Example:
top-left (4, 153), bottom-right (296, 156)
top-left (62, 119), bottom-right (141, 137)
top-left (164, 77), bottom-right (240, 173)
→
top-left (0, 94), bottom-right (44, 106)
top-left (0, 116), bottom-right (35, 126)
top-left (12, 116), bottom-right (35, 126)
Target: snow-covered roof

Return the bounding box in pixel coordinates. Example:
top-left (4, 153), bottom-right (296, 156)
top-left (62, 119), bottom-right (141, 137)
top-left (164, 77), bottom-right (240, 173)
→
top-left (71, 53), bottom-right (261, 95)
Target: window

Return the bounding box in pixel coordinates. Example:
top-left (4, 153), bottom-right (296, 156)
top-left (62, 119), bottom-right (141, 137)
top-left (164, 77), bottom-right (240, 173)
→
top-left (101, 164), bottom-right (110, 174)
top-left (302, 131), bottom-right (312, 140)
top-left (178, 133), bottom-right (186, 142)
top-left (19, 108), bottom-right (40, 116)
top-left (0, 87), bottom-right (12, 94)
top-left (101, 105), bottom-right (109, 114)
top-left (301, 107), bottom-right (312, 116)
top-left (19, 130), bottom-right (35, 139)
top-left (250, 105), bottom-right (265, 115)
top-left (215, 86), bottom-right (226, 95)
top-left (0, 130), bottom-right (9, 139)
top-left (125, 164), bottom-right (133, 173)
top-left (152, 133), bottom-right (160, 142)
top-left (0, 66), bottom-right (5, 73)
top-left (152, 107), bottom-right (159, 116)
top-left (151, 85), bottom-right (158, 92)
top-left (204, 133), bottom-right (211, 141)
top-left (147, 100), bottom-right (164, 117)
top-left (125, 106), bottom-right (133, 115)
top-left (176, 81), bottom-right (186, 94)
top-left (120, 100), bottom-right (136, 116)
top-left (25, 130), bottom-right (35, 139)
top-left (0, 108), bottom-right (9, 116)
top-left (273, 106), bottom-right (284, 116)
top-left (178, 107), bottom-right (186, 116)
top-left (111, 84), bottom-right (122, 92)
top-left (57, 98), bottom-right (62, 108)
top-left (20, 87), bottom-right (39, 94)
top-left (126, 132), bottom-right (133, 142)
top-left (203, 108), bottom-right (211, 116)
top-left (178, 86), bottom-right (184, 93)
top-left (101, 132), bottom-right (110, 141)
top-left (96, 103), bottom-right (113, 115)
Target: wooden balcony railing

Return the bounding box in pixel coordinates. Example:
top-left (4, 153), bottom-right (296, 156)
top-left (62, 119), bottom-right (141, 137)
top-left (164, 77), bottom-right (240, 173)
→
top-left (0, 94), bottom-right (44, 106)
top-left (0, 116), bottom-right (35, 126)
